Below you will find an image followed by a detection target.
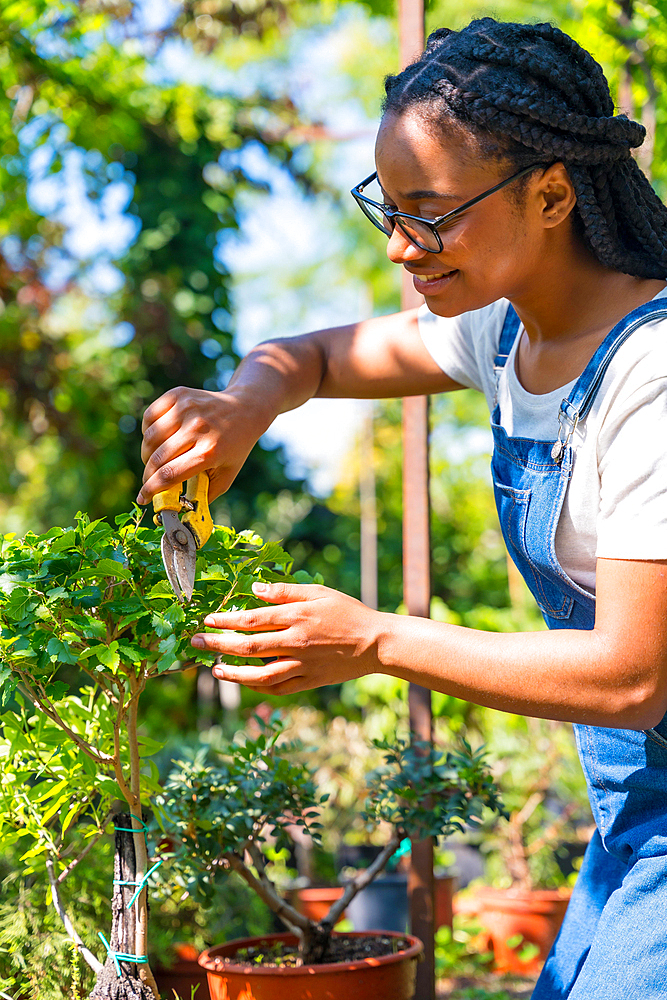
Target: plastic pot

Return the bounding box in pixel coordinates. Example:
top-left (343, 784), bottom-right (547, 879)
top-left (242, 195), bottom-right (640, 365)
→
top-left (345, 873), bottom-right (409, 933)
top-left (456, 886), bottom-right (572, 975)
top-left (199, 930), bottom-right (422, 1000)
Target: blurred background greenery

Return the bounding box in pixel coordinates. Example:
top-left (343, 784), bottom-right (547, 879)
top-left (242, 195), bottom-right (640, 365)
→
top-left (0, 0), bottom-right (664, 995)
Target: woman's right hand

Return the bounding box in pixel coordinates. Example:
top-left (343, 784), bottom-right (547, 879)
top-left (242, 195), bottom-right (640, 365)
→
top-left (137, 384), bottom-right (269, 505)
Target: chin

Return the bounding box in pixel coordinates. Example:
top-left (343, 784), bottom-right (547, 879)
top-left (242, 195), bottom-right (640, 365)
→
top-left (423, 286), bottom-right (499, 318)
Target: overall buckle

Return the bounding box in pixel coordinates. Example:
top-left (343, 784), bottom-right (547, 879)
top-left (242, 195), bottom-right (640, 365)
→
top-left (551, 400), bottom-right (579, 463)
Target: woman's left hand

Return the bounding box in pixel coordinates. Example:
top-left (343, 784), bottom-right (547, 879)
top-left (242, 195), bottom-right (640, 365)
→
top-left (190, 581), bottom-right (386, 695)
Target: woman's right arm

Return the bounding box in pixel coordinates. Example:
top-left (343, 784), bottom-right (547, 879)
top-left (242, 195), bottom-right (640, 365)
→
top-left (137, 308), bottom-right (462, 504)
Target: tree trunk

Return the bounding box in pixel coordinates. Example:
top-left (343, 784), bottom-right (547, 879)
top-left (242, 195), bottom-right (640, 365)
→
top-left (89, 815), bottom-right (156, 1000)
top-left (299, 922), bottom-right (333, 966)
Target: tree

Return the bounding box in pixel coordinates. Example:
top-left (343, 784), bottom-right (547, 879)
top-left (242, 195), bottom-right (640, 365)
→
top-left (0, 509), bottom-right (318, 996)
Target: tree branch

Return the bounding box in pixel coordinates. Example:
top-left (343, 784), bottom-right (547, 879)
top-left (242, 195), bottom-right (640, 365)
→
top-left (324, 834), bottom-right (401, 929)
top-left (227, 848), bottom-right (310, 934)
top-left (56, 809), bottom-right (115, 883)
top-left (17, 681), bottom-right (113, 765)
top-left (46, 857), bottom-right (104, 975)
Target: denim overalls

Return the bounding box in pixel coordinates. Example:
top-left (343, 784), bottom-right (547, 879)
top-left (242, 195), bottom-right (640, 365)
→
top-left (491, 300), bottom-right (667, 999)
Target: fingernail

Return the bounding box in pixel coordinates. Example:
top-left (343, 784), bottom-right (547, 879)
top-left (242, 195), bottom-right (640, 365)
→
top-left (252, 581), bottom-right (268, 594)
top-left (204, 615), bottom-right (216, 626)
top-left (191, 636), bottom-right (204, 648)
top-left (212, 666), bottom-right (226, 679)
top-left (136, 492), bottom-right (145, 505)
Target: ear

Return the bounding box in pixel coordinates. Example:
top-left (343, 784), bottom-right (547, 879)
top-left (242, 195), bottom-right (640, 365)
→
top-left (534, 162), bottom-right (577, 229)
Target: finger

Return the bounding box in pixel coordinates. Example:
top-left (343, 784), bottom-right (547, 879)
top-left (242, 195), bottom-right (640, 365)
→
top-left (190, 630), bottom-right (295, 659)
top-left (141, 407), bottom-right (186, 465)
top-left (137, 448), bottom-right (207, 504)
top-left (202, 606), bottom-right (296, 631)
top-left (212, 659), bottom-right (302, 686)
top-left (141, 390), bottom-right (181, 435)
top-left (251, 581), bottom-right (328, 604)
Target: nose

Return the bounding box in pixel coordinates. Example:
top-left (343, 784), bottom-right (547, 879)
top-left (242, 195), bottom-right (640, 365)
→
top-left (386, 225), bottom-right (428, 265)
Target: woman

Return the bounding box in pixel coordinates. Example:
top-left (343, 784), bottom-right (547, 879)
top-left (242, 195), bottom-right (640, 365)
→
top-left (139, 19), bottom-right (667, 997)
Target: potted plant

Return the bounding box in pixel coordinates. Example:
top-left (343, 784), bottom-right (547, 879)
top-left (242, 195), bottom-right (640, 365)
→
top-left (455, 715), bottom-right (591, 975)
top-left (156, 717), bottom-right (504, 1000)
top-left (0, 509), bottom-right (317, 998)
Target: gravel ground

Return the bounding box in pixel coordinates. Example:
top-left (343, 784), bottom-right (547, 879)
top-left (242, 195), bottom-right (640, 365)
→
top-left (437, 973), bottom-right (538, 998)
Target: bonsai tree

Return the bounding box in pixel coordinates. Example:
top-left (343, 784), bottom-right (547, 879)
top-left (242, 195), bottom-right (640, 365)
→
top-left (0, 509), bottom-right (317, 999)
top-left (158, 716), bottom-right (505, 966)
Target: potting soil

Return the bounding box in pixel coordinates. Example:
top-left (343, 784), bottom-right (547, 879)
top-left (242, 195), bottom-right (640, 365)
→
top-left (210, 934), bottom-right (411, 969)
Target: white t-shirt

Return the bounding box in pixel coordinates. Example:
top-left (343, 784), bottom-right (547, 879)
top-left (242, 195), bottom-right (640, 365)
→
top-left (418, 289), bottom-right (667, 594)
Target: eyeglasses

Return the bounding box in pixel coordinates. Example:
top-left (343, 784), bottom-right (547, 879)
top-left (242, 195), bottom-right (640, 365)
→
top-left (351, 164), bottom-right (542, 253)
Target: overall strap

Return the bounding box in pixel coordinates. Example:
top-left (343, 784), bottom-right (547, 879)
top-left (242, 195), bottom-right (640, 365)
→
top-left (493, 303), bottom-right (521, 404)
top-left (494, 303), bottom-right (522, 370)
top-left (552, 299), bottom-right (667, 462)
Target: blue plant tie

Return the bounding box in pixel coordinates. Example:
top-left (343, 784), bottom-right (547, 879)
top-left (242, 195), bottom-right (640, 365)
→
top-left (114, 819), bottom-right (149, 834)
top-left (97, 932), bottom-right (148, 977)
top-left (391, 837), bottom-right (412, 862)
top-left (113, 858), bottom-right (164, 909)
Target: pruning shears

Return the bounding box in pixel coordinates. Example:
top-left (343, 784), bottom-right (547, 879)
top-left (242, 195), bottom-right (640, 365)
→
top-left (153, 473), bottom-right (213, 603)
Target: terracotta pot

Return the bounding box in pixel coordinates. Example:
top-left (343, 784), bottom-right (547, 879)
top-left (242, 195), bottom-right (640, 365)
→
top-left (294, 886), bottom-right (346, 924)
top-left (199, 930), bottom-right (423, 1000)
top-left (154, 942), bottom-right (211, 999)
top-left (456, 886), bottom-right (572, 975)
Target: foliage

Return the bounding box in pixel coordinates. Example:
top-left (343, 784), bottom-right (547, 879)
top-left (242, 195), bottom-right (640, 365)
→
top-left (364, 737), bottom-right (505, 841)
top-left (0, 0), bottom-right (323, 536)
top-left (157, 714), bottom-right (326, 904)
top-left (0, 510), bottom-right (319, 992)
top-left (0, 843), bottom-right (111, 999)
top-left (158, 714), bottom-right (505, 963)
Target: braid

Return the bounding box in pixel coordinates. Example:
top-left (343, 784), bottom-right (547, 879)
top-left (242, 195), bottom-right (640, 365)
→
top-left (384, 17), bottom-right (667, 279)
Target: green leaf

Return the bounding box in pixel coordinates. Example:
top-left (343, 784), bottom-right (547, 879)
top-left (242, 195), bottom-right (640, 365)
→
top-left (61, 802), bottom-right (80, 835)
top-left (164, 604), bottom-right (185, 628)
top-left (156, 633), bottom-right (178, 673)
top-left (0, 664), bottom-right (16, 708)
top-left (50, 530), bottom-right (77, 553)
top-left (95, 559), bottom-right (132, 581)
top-left (81, 642), bottom-right (120, 672)
top-left (151, 612), bottom-right (173, 638)
top-left (46, 637), bottom-right (79, 665)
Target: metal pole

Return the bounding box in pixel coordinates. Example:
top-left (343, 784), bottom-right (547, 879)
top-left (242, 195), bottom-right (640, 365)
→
top-left (397, 1), bottom-right (434, 996)
top-left (360, 401), bottom-right (378, 610)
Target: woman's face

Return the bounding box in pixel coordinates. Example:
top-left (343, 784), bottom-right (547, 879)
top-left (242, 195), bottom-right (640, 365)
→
top-left (374, 109), bottom-right (555, 317)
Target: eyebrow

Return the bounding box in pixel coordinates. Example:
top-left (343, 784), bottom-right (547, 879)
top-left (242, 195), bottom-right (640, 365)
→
top-left (403, 188), bottom-right (461, 201)
top-left (378, 180), bottom-right (461, 202)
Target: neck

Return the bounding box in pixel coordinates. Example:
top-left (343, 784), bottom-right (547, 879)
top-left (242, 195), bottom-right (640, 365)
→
top-left (510, 236), bottom-right (666, 345)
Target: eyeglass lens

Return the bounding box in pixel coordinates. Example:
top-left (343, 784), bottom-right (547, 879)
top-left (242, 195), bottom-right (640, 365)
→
top-left (356, 176), bottom-right (441, 252)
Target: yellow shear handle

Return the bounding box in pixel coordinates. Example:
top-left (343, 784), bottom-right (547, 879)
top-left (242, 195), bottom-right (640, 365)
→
top-left (152, 484), bottom-right (182, 526)
top-left (183, 472), bottom-right (213, 549)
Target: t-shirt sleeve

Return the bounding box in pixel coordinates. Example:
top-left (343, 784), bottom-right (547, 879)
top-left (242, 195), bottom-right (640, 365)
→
top-left (596, 377), bottom-right (667, 559)
top-left (417, 304), bottom-right (484, 391)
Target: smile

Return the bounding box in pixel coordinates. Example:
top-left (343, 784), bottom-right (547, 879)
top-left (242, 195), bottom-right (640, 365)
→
top-left (410, 269), bottom-right (458, 292)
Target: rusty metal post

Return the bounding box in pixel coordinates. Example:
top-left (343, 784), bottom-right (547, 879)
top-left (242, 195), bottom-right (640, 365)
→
top-left (398, 1), bottom-right (434, 995)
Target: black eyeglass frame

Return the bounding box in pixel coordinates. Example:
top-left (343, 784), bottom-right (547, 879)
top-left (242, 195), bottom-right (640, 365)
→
top-left (351, 164), bottom-right (543, 252)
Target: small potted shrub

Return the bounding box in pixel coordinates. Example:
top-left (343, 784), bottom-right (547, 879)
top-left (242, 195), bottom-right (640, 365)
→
top-left (0, 510), bottom-right (317, 998)
top-left (157, 718), bottom-right (504, 1000)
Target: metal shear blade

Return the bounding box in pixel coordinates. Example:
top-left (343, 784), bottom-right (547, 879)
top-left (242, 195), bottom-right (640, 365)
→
top-left (160, 509), bottom-right (196, 603)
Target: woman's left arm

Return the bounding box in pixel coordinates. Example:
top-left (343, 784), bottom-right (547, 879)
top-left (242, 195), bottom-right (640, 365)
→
top-left (191, 557), bottom-right (667, 729)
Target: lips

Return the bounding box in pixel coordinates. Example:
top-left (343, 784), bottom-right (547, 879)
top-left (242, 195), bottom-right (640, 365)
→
top-left (410, 269), bottom-right (458, 294)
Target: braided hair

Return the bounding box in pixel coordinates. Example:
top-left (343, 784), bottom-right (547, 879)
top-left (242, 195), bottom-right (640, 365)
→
top-left (383, 19), bottom-right (667, 279)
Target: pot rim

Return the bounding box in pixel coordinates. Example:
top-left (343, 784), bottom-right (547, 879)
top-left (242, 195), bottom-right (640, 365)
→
top-left (198, 929), bottom-right (423, 977)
